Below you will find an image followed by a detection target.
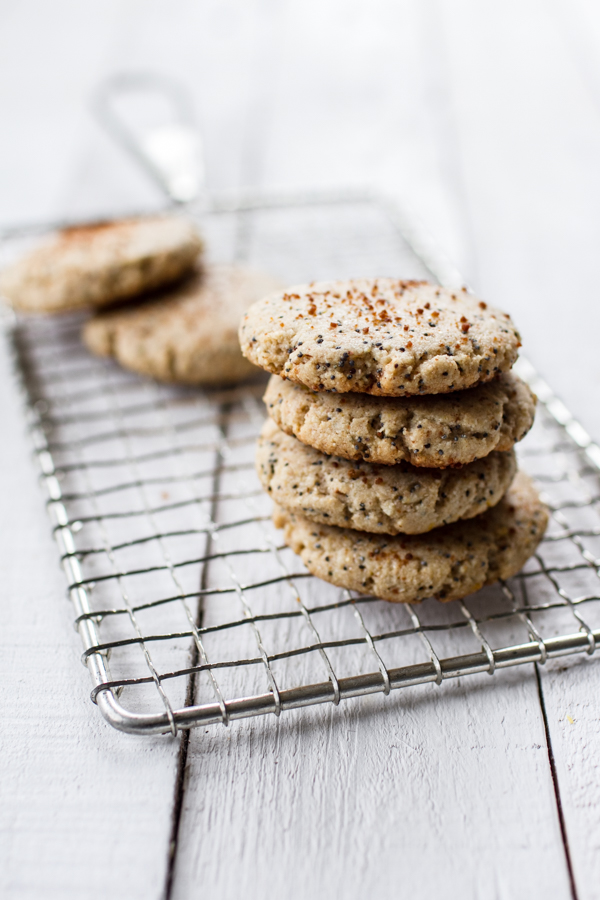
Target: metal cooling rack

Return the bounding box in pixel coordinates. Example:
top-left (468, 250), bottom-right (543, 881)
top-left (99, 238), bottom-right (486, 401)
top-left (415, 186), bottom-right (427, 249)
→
top-left (5, 190), bottom-right (600, 736)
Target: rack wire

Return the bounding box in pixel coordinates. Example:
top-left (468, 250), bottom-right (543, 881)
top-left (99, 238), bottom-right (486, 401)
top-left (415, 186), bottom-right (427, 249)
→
top-left (5, 190), bottom-right (600, 736)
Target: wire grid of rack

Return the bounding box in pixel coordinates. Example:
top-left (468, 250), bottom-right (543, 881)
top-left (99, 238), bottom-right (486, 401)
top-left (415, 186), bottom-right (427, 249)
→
top-left (6, 191), bottom-right (600, 736)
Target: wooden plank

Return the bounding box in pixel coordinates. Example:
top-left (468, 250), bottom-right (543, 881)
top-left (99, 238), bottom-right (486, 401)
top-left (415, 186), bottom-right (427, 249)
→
top-left (174, 684), bottom-right (568, 899)
top-left (540, 4), bottom-right (600, 888)
top-left (168, 7), bottom-right (575, 895)
top-left (536, 658), bottom-right (600, 900)
top-left (0, 3), bottom-right (224, 895)
top-left (0, 3), bottom-right (185, 891)
top-left (0, 3), bottom-right (328, 897)
top-left (0, 333), bottom-right (182, 899)
top-left (435, 2), bottom-right (600, 897)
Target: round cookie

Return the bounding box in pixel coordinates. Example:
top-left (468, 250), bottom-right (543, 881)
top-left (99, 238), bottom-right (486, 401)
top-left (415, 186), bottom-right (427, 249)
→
top-left (240, 278), bottom-right (521, 396)
top-left (257, 418), bottom-right (517, 535)
top-left (264, 372), bottom-right (535, 467)
top-left (273, 471), bottom-right (548, 603)
top-left (83, 264), bottom-right (282, 386)
top-left (0, 215), bottom-right (202, 313)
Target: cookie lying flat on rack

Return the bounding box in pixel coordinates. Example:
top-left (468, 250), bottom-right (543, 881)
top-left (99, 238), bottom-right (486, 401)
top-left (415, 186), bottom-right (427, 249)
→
top-left (274, 471), bottom-right (547, 603)
top-left (257, 418), bottom-right (517, 535)
top-left (83, 264), bottom-right (282, 386)
top-left (264, 371), bottom-right (535, 467)
top-left (0, 215), bottom-right (202, 313)
top-left (240, 278), bottom-right (521, 396)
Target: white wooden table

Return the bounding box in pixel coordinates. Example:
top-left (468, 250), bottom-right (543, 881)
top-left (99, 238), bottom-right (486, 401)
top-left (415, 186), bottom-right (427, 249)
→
top-left (2, 2), bottom-right (600, 898)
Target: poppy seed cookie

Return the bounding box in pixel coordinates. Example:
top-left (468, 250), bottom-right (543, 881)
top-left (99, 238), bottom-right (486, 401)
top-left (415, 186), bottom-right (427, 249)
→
top-left (264, 372), bottom-right (535, 467)
top-left (0, 215), bottom-right (202, 313)
top-left (240, 278), bottom-right (521, 396)
top-left (83, 264), bottom-right (282, 386)
top-left (274, 471), bottom-right (547, 603)
top-left (257, 418), bottom-right (517, 535)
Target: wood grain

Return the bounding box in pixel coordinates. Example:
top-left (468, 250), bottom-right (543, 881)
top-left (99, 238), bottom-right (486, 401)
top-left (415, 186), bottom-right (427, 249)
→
top-left (436, 3), bottom-right (600, 894)
top-left (173, 549), bottom-right (572, 899)
top-left (0, 335), bottom-right (181, 899)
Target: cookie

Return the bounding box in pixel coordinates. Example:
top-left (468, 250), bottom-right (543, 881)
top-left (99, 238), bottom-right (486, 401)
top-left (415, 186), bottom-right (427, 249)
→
top-left (0, 215), bottom-right (202, 313)
top-left (264, 372), bottom-right (535, 467)
top-left (240, 278), bottom-right (521, 396)
top-left (273, 471), bottom-right (547, 602)
top-left (257, 418), bottom-right (517, 535)
top-left (83, 264), bottom-right (282, 386)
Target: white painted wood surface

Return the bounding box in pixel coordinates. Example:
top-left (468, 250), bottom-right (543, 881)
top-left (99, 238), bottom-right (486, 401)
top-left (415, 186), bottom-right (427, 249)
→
top-left (2, 2), bottom-right (600, 898)
top-left (0, 330), bottom-right (182, 899)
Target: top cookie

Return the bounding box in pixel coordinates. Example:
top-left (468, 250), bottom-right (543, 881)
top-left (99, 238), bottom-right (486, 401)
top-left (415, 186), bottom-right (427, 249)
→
top-left (240, 279), bottom-right (521, 396)
top-left (0, 215), bottom-right (202, 313)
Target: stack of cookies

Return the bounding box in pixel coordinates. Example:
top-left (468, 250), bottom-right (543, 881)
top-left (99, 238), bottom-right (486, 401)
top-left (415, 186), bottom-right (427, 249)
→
top-left (239, 278), bottom-right (548, 603)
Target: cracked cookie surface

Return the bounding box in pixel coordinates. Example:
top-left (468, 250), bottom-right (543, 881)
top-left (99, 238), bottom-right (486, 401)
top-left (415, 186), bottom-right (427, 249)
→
top-left (264, 372), bottom-right (535, 467)
top-left (273, 471), bottom-right (547, 602)
top-left (1, 215), bottom-right (203, 312)
top-left (257, 418), bottom-right (517, 535)
top-left (83, 264), bottom-right (282, 385)
top-left (240, 278), bottom-right (521, 396)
